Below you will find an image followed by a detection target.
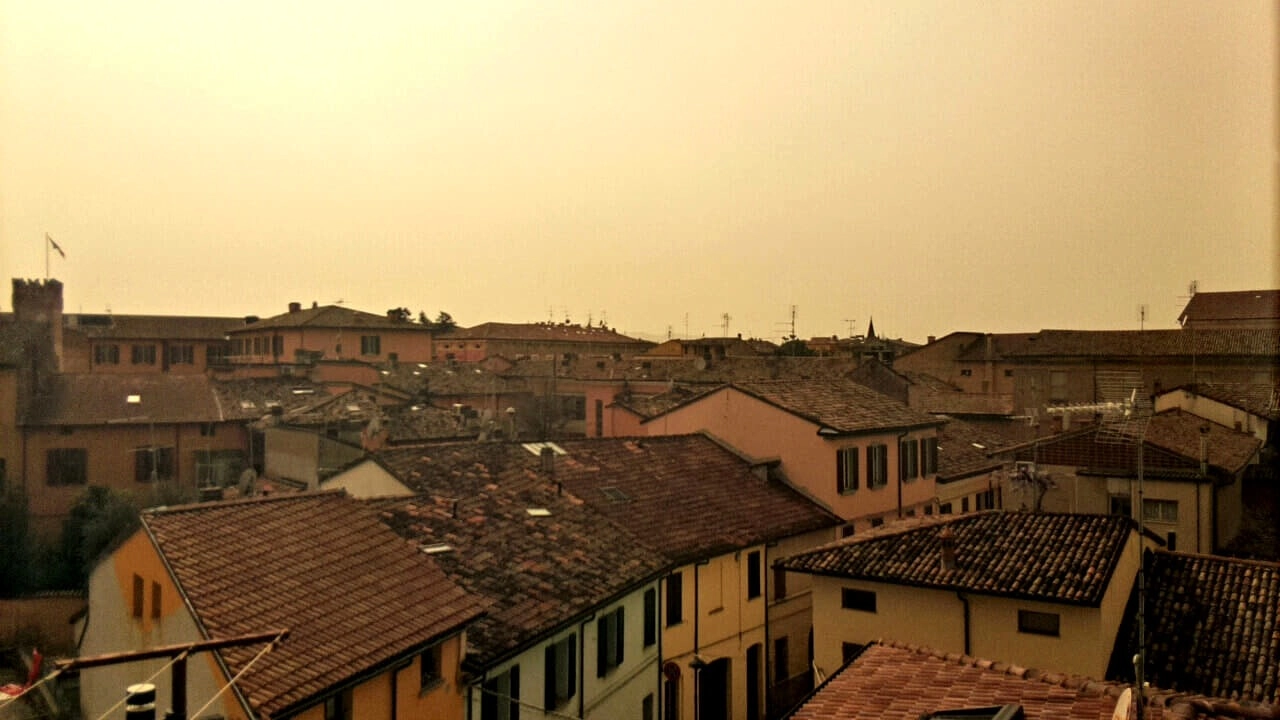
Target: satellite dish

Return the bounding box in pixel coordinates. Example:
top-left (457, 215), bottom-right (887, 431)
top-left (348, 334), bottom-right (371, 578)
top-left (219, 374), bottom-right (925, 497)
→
top-left (1112, 688), bottom-right (1133, 720)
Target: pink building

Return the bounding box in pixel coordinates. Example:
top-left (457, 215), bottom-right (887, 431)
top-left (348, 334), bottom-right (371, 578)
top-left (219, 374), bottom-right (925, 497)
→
top-left (641, 378), bottom-right (944, 528)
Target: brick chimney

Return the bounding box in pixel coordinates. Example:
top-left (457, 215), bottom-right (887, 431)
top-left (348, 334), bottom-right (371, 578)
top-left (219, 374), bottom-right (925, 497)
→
top-left (288, 302), bottom-right (302, 313)
top-left (12, 278), bottom-right (64, 372)
top-left (939, 526), bottom-right (957, 571)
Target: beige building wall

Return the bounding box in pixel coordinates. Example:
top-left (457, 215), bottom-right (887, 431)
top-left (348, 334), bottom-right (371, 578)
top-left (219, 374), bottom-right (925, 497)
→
top-left (644, 388), bottom-right (937, 525)
top-left (1155, 391), bottom-right (1271, 444)
top-left (322, 459), bottom-right (413, 498)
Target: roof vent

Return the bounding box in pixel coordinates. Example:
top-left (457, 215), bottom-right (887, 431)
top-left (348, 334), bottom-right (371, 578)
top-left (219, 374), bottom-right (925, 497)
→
top-left (288, 302), bottom-right (301, 313)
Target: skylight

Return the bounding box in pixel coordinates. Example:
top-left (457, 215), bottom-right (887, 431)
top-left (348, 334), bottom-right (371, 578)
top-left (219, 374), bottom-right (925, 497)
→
top-left (522, 442), bottom-right (567, 457)
top-left (239, 400), bottom-right (256, 410)
top-left (526, 508), bottom-right (551, 517)
top-left (420, 543), bottom-right (453, 554)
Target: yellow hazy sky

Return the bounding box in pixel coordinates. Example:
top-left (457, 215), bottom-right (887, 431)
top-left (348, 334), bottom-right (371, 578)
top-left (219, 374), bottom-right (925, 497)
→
top-left (2, 1), bottom-right (1275, 342)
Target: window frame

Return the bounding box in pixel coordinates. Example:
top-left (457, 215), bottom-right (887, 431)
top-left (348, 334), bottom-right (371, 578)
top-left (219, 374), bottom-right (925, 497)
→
top-left (1142, 498), bottom-right (1178, 523)
top-left (746, 550), bottom-right (762, 600)
top-left (665, 572), bottom-right (683, 626)
top-left (643, 588), bottom-right (657, 647)
top-left (899, 438), bottom-right (919, 482)
top-left (420, 643), bottom-right (443, 693)
top-left (46, 448), bottom-right (88, 486)
top-left (134, 446), bottom-right (175, 484)
top-left (921, 437), bottom-right (938, 476)
top-left (543, 634), bottom-right (576, 710)
top-left (836, 446), bottom-right (859, 494)
top-left (481, 666), bottom-right (520, 720)
top-left (360, 334), bottom-right (382, 356)
top-left (131, 344), bottom-right (157, 365)
top-left (841, 587), bottom-right (877, 613)
top-left (93, 344), bottom-right (120, 365)
top-left (596, 607), bottom-right (625, 677)
top-left (867, 444), bottom-right (888, 489)
top-left (1017, 609), bottom-right (1061, 637)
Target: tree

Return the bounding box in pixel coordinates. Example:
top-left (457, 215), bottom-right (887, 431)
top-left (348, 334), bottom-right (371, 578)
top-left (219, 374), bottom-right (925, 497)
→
top-left (1009, 463), bottom-right (1056, 512)
top-left (433, 311), bottom-right (456, 330)
top-left (777, 339), bottom-right (815, 357)
top-left (386, 307), bottom-right (412, 322)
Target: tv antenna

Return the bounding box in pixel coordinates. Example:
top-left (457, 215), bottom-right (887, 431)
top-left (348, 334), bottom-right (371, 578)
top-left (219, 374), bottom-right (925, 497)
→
top-left (1045, 369), bottom-right (1151, 717)
top-left (775, 305), bottom-right (798, 341)
top-left (721, 313), bottom-right (731, 336)
top-left (1137, 304), bottom-right (1148, 331)
top-left (842, 318), bottom-right (857, 338)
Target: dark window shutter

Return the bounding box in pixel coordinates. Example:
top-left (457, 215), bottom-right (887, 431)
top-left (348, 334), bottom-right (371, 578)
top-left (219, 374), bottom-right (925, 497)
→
top-left (544, 644), bottom-right (555, 709)
top-left (616, 609), bottom-right (625, 666)
top-left (835, 450), bottom-right (845, 494)
top-left (567, 637), bottom-right (577, 698)
top-left (597, 616), bottom-right (607, 677)
top-left (510, 665), bottom-right (520, 720)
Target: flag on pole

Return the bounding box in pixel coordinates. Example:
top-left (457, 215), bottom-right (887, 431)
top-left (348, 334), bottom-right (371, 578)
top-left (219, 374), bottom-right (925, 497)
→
top-left (46, 232), bottom-right (65, 258)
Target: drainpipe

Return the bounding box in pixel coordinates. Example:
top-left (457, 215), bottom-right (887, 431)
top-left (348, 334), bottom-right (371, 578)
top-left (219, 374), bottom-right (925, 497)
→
top-left (956, 592), bottom-right (971, 655)
top-left (896, 431), bottom-right (908, 519)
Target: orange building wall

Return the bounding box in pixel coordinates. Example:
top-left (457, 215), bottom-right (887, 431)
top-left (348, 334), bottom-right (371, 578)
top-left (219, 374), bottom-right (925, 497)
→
top-left (232, 327), bottom-right (433, 365)
top-left (643, 388), bottom-right (937, 523)
top-left (22, 421), bottom-right (249, 539)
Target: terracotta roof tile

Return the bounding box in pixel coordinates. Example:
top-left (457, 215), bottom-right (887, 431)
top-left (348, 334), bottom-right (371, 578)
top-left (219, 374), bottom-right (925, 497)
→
top-left (436, 322), bottom-right (647, 345)
top-left (1142, 411), bottom-right (1261, 475)
top-left (937, 418), bottom-right (1011, 482)
top-left (723, 379), bottom-right (944, 434)
top-left (1170, 383), bottom-right (1280, 422)
top-left (789, 642), bottom-right (1274, 719)
top-left (65, 313), bottom-right (241, 340)
top-left (234, 305), bottom-right (427, 332)
top-left (1109, 550), bottom-right (1280, 705)
top-left (990, 329), bottom-right (1280, 359)
top-left (779, 512), bottom-right (1134, 606)
top-left (142, 492), bottom-right (484, 718)
top-left (1179, 291), bottom-right (1280, 325)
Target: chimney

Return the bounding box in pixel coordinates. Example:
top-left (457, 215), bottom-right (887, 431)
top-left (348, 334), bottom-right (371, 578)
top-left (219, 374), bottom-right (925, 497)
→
top-left (927, 335), bottom-right (936, 344)
top-left (540, 446), bottom-right (555, 474)
top-left (288, 302), bottom-right (301, 313)
top-left (939, 526), bottom-right (957, 571)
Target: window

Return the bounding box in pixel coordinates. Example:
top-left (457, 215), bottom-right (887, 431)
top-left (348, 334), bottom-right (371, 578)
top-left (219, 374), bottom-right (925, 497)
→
top-left (841, 524), bottom-right (854, 538)
top-left (481, 666), bottom-right (519, 720)
top-left (134, 447), bottom-right (174, 483)
top-left (841, 642), bottom-right (865, 663)
top-left (594, 399), bottom-right (604, 437)
top-left (975, 489), bottom-right (996, 510)
top-left (867, 444), bottom-right (888, 488)
top-left (132, 575), bottom-right (144, 618)
top-left (150, 581), bottom-right (161, 619)
top-left (1004, 369), bottom-right (1014, 377)
top-left (773, 637), bottom-right (789, 684)
top-left (869, 517), bottom-right (884, 528)
top-left (960, 368), bottom-right (973, 377)
top-left (46, 448), bottom-right (87, 486)
top-left (773, 566), bottom-right (787, 601)
top-left (360, 335), bottom-right (381, 356)
top-left (196, 449), bottom-right (246, 489)
top-left (899, 439), bottom-right (919, 482)
top-left (0, 458), bottom-right (5, 494)
top-left (924, 504), bottom-right (934, 516)
top-left (961, 497), bottom-right (970, 513)
top-left (206, 343), bottom-right (229, 365)
top-left (642, 693), bottom-right (654, 720)
top-left (131, 344), bottom-right (156, 365)
top-left (643, 589), bottom-right (657, 647)
top-left (93, 344), bottom-right (120, 365)
top-left (1142, 499), bottom-right (1178, 523)
top-left (939, 502), bottom-right (953, 514)
top-left (420, 644), bottom-right (442, 691)
top-left (324, 689), bottom-right (353, 720)
top-left (666, 572), bottom-right (683, 626)
top-left (544, 634), bottom-right (576, 710)
top-left (1050, 371), bottom-right (1068, 402)
top-left (841, 588), bottom-right (877, 613)
top-left (1017, 610), bottom-right (1060, 637)
top-left (921, 437), bottom-right (938, 476)
top-left (271, 335), bottom-right (284, 357)
top-left (597, 607), bottom-right (624, 676)
top-left (747, 550), bottom-right (762, 599)
top-left (836, 446), bottom-right (859, 493)
top-left (167, 344), bottom-right (194, 365)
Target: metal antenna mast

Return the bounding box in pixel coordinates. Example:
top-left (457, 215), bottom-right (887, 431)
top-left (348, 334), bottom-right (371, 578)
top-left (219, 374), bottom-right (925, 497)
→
top-left (842, 318), bottom-right (857, 338)
top-left (721, 313), bottom-right (731, 336)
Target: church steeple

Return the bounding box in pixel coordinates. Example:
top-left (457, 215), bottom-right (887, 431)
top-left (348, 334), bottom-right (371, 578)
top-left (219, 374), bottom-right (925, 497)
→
top-left (866, 316), bottom-right (877, 340)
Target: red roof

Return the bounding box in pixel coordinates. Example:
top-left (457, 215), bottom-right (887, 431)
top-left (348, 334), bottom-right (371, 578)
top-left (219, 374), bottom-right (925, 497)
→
top-left (142, 492), bottom-right (484, 718)
top-left (1179, 290), bottom-right (1280, 324)
top-left (788, 642), bottom-right (1271, 719)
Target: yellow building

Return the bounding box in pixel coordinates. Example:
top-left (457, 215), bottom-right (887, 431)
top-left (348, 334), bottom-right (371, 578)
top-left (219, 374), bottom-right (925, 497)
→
top-left (778, 512), bottom-right (1150, 680)
top-left (79, 492), bottom-right (484, 720)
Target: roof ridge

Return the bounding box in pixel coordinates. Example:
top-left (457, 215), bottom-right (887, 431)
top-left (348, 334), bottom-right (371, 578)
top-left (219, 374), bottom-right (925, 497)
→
top-left (143, 488), bottom-right (347, 516)
top-left (1155, 548), bottom-right (1280, 570)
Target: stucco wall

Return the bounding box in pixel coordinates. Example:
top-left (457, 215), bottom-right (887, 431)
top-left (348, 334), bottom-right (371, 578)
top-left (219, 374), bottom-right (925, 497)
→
top-left (644, 388), bottom-right (937, 524)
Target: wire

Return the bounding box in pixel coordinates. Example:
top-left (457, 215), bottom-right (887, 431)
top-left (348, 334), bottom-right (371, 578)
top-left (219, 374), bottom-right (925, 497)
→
top-left (187, 633), bottom-right (284, 719)
top-left (88, 651), bottom-right (189, 720)
top-left (472, 683), bottom-right (581, 720)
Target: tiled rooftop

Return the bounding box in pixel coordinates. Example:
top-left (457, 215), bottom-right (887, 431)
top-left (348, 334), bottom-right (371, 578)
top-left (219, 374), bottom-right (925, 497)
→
top-left (435, 321), bottom-right (647, 344)
top-left (1142, 411), bottom-right (1262, 475)
top-left (1169, 383), bottom-right (1280, 422)
top-left (936, 418), bottom-right (1011, 482)
top-left (551, 435), bottom-right (841, 565)
top-left (142, 492), bottom-right (484, 718)
top-left (369, 443), bottom-right (667, 665)
top-left (64, 313), bottom-right (241, 340)
top-left (788, 642), bottom-right (1273, 720)
top-left (717, 378), bottom-right (944, 434)
top-left (1109, 550), bottom-right (1280, 705)
top-left (779, 512), bottom-right (1135, 606)
top-left (234, 305), bottom-right (427, 332)
top-left (369, 435), bottom-right (837, 663)
top-left (989, 329), bottom-right (1280, 359)
top-left (1179, 290), bottom-right (1280, 325)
